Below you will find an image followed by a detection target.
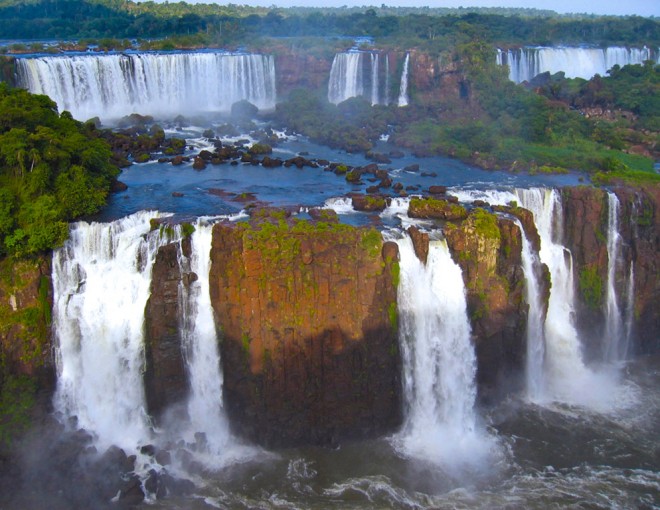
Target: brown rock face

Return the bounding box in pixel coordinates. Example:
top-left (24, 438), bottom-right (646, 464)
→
top-left (275, 53), bottom-right (332, 98)
top-left (445, 209), bottom-right (527, 399)
top-left (144, 240), bottom-right (190, 422)
top-left (209, 215), bottom-right (401, 447)
top-left (0, 256), bottom-right (54, 386)
top-left (407, 226), bottom-right (429, 265)
top-left (612, 186), bottom-right (660, 354)
top-left (560, 187), bottom-right (609, 359)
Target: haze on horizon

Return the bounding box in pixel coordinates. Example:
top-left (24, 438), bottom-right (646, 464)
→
top-left (167, 0), bottom-right (659, 17)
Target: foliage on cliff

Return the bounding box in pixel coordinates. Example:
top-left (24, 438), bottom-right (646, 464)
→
top-left (0, 85), bottom-right (119, 257)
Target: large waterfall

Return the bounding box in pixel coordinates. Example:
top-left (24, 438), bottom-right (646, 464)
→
top-left (16, 52), bottom-right (277, 121)
top-left (51, 212), bottom-right (252, 468)
top-left (328, 52), bottom-right (364, 105)
top-left (393, 234), bottom-right (498, 473)
top-left (451, 188), bottom-right (632, 407)
top-left (516, 189), bottom-right (621, 408)
top-left (497, 46), bottom-right (659, 83)
top-left (52, 211), bottom-right (175, 450)
top-left (327, 51), bottom-right (409, 106)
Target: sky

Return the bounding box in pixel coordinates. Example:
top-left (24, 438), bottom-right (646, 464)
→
top-left (186, 0), bottom-right (660, 17)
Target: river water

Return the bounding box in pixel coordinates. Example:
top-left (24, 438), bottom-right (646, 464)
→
top-left (147, 356), bottom-right (658, 509)
top-left (55, 124), bottom-right (660, 509)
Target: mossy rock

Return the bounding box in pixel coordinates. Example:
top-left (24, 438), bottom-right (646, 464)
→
top-left (408, 197), bottom-right (468, 220)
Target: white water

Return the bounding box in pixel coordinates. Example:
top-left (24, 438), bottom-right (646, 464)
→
top-left (384, 54), bottom-right (391, 105)
top-left (517, 219), bottom-right (546, 401)
top-left (516, 189), bottom-right (621, 409)
top-left (328, 52), bottom-right (364, 105)
top-left (17, 52), bottom-right (277, 121)
top-left (52, 211), bottom-right (175, 450)
top-left (394, 235), bottom-right (498, 474)
top-left (497, 46), bottom-right (659, 83)
top-left (604, 192), bottom-right (625, 363)
top-left (397, 53), bottom-right (410, 107)
top-left (328, 51), bottom-right (409, 107)
top-left (370, 53), bottom-right (380, 106)
top-left (178, 221), bottom-right (230, 451)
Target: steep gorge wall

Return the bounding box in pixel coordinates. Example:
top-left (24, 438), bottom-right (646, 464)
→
top-left (561, 186), bottom-right (660, 356)
top-left (208, 213), bottom-right (402, 447)
top-left (0, 256), bottom-right (53, 386)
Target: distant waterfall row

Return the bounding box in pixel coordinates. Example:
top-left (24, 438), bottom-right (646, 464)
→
top-left (497, 46), bottom-right (660, 83)
top-left (16, 52), bottom-right (277, 121)
top-left (327, 51), bottom-right (409, 106)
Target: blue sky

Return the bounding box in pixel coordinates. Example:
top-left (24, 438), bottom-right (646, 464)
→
top-left (177, 0), bottom-right (659, 17)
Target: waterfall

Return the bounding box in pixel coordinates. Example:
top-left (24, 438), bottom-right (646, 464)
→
top-left (370, 53), bottom-right (380, 106)
top-left (604, 192), bottom-right (627, 363)
top-left (624, 262), bottom-right (635, 352)
top-left (397, 53), bottom-right (410, 107)
top-left (16, 52), bottom-right (277, 121)
top-left (177, 220), bottom-right (230, 453)
top-left (498, 46), bottom-right (659, 83)
top-left (52, 211), bottom-right (175, 450)
top-left (517, 219), bottom-right (546, 400)
top-left (328, 52), bottom-right (364, 105)
top-left (393, 234), bottom-right (497, 472)
top-left (384, 54), bottom-right (391, 105)
top-left (516, 189), bottom-right (621, 407)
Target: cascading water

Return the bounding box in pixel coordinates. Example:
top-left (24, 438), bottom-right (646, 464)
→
top-left (16, 52), bottom-right (277, 121)
top-left (384, 54), bottom-right (391, 105)
top-left (370, 53), bottom-right (380, 106)
top-left (516, 189), bottom-right (621, 408)
top-left (328, 52), bottom-right (364, 105)
top-left (397, 53), bottom-right (410, 107)
top-left (604, 192), bottom-right (625, 363)
top-left (497, 46), bottom-right (659, 83)
top-left (517, 219), bottom-right (546, 401)
top-left (393, 234), bottom-right (498, 474)
top-left (51, 211), bottom-right (175, 450)
top-left (178, 221), bottom-right (230, 449)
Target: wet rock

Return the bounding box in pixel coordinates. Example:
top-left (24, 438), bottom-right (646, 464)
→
top-left (403, 164), bottom-right (419, 172)
top-left (171, 155), bottom-right (184, 166)
top-left (408, 226), bottom-right (429, 265)
top-left (110, 179), bottom-right (128, 193)
top-left (351, 194), bottom-right (387, 212)
top-left (171, 192), bottom-right (184, 197)
top-left (408, 197), bottom-right (468, 220)
top-left (261, 156), bottom-right (283, 168)
top-left (429, 185), bottom-right (447, 195)
top-left (192, 157), bottom-right (207, 170)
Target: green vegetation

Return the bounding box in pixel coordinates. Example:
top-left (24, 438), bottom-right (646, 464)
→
top-left (361, 228), bottom-right (383, 258)
top-left (0, 374), bottom-right (36, 446)
top-left (471, 208), bottom-right (501, 241)
top-left (181, 222), bottom-right (196, 238)
top-left (388, 302), bottom-right (398, 332)
top-left (0, 85), bottom-right (118, 258)
top-left (579, 265), bottom-right (604, 310)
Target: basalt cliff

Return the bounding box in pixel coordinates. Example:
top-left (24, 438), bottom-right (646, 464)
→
top-left (1, 186), bottom-right (659, 449)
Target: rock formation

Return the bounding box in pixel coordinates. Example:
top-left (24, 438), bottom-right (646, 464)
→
top-left (444, 208), bottom-right (528, 399)
top-left (208, 211), bottom-right (402, 447)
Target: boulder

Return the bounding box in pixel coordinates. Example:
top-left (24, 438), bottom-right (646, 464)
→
top-left (408, 197), bottom-right (468, 220)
